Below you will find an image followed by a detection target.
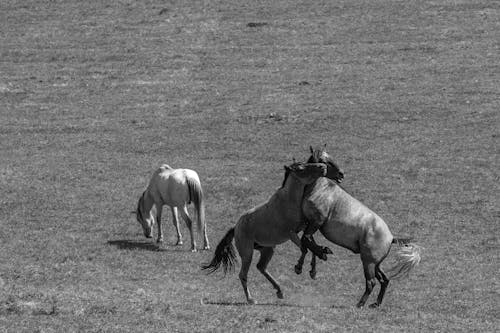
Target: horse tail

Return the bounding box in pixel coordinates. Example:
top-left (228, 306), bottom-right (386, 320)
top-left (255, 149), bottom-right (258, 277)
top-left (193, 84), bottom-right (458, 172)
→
top-left (201, 228), bottom-right (236, 275)
top-left (186, 175), bottom-right (204, 233)
top-left (386, 242), bottom-right (422, 280)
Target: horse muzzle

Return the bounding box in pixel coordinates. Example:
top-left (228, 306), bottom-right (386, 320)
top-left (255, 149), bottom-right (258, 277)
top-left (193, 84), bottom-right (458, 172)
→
top-left (334, 170), bottom-right (344, 183)
top-left (338, 173), bottom-right (344, 183)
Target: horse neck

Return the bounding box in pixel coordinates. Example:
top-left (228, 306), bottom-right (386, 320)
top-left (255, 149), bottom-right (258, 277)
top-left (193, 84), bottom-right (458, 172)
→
top-left (140, 191), bottom-right (155, 215)
top-left (276, 175), bottom-right (308, 209)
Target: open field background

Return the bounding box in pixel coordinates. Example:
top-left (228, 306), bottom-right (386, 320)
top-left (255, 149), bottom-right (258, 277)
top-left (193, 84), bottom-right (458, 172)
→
top-left (1, 0), bottom-right (499, 331)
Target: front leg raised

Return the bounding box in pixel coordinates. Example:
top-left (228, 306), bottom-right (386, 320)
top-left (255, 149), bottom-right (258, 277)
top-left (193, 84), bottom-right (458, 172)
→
top-left (289, 231), bottom-right (309, 275)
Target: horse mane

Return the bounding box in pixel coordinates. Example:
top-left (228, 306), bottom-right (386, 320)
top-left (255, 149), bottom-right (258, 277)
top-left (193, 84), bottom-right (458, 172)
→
top-left (307, 147), bottom-right (346, 186)
top-left (307, 147), bottom-right (323, 164)
top-left (280, 168), bottom-right (291, 188)
top-left (280, 162), bottom-right (304, 188)
top-left (308, 146), bottom-right (334, 165)
top-left (136, 192), bottom-right (145, 221)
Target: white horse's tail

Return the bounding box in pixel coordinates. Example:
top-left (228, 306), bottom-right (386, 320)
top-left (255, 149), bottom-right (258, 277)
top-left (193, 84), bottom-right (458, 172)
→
top-left (386, 243), bottom-right (422, 280)
top-left (186, 176), bottom-right (205, 232)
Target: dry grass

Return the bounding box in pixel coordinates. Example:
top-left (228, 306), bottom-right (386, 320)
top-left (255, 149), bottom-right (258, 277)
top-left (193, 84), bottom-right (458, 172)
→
top-left (1, 0), bottom-right (499, 331)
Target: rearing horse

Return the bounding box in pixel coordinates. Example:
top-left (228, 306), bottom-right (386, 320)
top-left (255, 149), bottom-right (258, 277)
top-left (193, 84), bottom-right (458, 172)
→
top-left (135, 164), bottom-right (209, 251)
top-left (300, 175), bottom-right (422, 308)
top-left (297, 146), bottom-right (421, 307)
top-left (202, 162), bottom-right (327, 304)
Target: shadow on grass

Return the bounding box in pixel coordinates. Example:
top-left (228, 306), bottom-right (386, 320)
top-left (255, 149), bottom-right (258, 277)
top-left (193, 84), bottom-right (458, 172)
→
top-left (202, 299), bottom-right (346, 309)
top-left (108, 239), bottom-right (185, 252)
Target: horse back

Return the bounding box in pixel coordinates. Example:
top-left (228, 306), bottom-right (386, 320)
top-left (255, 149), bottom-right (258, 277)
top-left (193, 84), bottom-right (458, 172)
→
top-left (148, 167), bottom-right (200, 206)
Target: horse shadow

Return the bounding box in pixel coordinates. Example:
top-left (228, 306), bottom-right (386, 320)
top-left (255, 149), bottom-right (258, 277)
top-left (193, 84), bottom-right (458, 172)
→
top-left (108, 239), bottom-right (168, 252)
top-left (201, 299), bottom-right (347, 309)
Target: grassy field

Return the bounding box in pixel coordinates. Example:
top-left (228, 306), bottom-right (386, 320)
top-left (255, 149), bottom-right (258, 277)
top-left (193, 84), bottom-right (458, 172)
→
top-left (1, 0), bottom-right (499, 331)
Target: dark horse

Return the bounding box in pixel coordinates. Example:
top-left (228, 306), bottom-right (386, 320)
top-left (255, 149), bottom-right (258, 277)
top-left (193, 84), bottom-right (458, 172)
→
top-left (202, 162), bottom-right (328, 304)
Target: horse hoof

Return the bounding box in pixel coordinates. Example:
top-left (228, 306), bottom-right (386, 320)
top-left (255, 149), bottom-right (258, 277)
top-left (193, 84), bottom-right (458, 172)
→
top-left (323, 246), bottom-right (333, 254)
top-left (356, 302), bottom-right (365, 308)
top-left (203, 246), bottom-right (210, 250)
top-left (176, 241), bottom-right (183, 246)
top-left (191, 248), bottom-right (197, 253)
top-left (369, 303), bottom-right (380, 309)
top-left (309, 271), bottom-right (317, 280)
top-left (247, 299), bottom-right (256, 305)
top-left (294, 265), bottom-right (302, 275)
top-left (276, 291), bottom-right (284, 299)
top-left (156, 239), bottom-right (163, 244)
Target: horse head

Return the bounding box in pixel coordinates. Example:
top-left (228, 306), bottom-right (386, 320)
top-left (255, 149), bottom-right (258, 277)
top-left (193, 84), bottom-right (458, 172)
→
top-left (307, 145), bottom-right (344, 183)
top-left (136, 193), bottom-right (153, 238)
top-left (284, 161), bottom-right (327, 185)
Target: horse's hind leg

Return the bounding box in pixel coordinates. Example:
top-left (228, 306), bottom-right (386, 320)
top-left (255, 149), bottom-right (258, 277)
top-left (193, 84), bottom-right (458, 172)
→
top-left (357, 260), bottom-right (377, 308)
top-left (171, 207), bottom-right (183, 245)
top-left (201, 220), bottom-right (210, 250)
top-left (180, 206), bottom-right (197, 252)
top-left (237, 242), bottom-right (255, 304)
top-left (370, 265), bottom-right (389, 308)
top-left (156, 206), bottom-right (164, 243)
top-left (257, 247), bottom-right (283, 299)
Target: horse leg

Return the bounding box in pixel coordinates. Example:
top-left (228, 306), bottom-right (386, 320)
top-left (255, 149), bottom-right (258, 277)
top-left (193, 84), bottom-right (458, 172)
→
top-left (256, 247), bottom-right (283, 299)
top-left (171, 207), bottom-right (183, 245)
top-left (201, 217), bottom-right (210, 251)
top-left (357, 260), bottom-right (377, 308)
top-left (301, 223), bottom-right (330, 261)
top-left (370, 265), bottom-right (390, 308)
top-left (290, 231), bottom-right (306, 275)
top-left (295, 234), bottom-right (326, 279)
top-left (237, 243), bottom-right (255, 304)
top-left (156, 206), bottom-right (164, 243)
top-left (180, 206), bottom-right (197, 252)
top-left (196, 203), bottom-right (209, 250)
top-left (294, 246), bottom-right (307, 275)
top-left (309, 252), bottom-right (317, 280)
top-left (305, 234), bottom-right (319, 279)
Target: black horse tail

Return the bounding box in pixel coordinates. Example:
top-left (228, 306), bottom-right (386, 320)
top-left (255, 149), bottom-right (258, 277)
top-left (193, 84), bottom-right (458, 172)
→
top-left (201, 228), bottom-right (236, 275)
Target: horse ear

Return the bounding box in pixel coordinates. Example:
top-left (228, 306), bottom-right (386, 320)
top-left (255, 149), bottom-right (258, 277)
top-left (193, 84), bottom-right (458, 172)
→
top-left (284, 165), bottom-right (290, 171)
top-left (310, 146), bottom-right (314, 154)
top-left (323, 143), bottom-right (327, 151)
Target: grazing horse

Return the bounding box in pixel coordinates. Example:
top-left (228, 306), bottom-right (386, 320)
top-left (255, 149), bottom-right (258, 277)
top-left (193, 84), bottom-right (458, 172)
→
top-left (300, 176), bottom-right (421, 308)
top-left (135, 164), bottom-right (209, 251)
top-left (202, 162), bottom-right (327, 304)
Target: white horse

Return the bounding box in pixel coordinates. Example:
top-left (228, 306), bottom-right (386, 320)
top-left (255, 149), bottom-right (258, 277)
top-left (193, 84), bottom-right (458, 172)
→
top-left (135, 164), bottom-right (209, 251)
